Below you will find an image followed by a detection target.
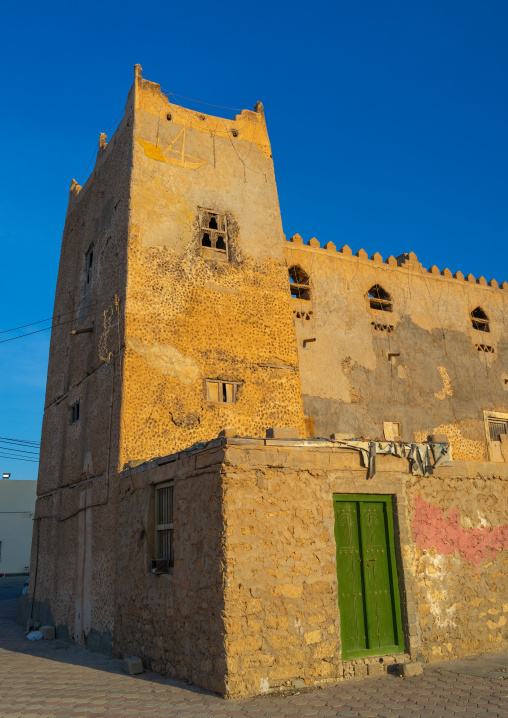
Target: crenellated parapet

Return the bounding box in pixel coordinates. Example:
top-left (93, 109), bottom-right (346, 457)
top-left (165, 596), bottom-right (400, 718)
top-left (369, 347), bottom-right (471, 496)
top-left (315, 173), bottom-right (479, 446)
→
top-left (285, 234), bottom-right (507, 290)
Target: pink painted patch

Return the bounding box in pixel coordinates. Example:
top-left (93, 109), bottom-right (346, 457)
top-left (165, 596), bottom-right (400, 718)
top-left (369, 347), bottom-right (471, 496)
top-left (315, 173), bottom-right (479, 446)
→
top-left (413, 494), bottom-right (508, 567)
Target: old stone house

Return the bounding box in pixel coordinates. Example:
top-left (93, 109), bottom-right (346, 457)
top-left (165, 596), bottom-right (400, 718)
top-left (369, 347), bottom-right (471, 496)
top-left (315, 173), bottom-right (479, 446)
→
top-left (25, 65), bottom-right (508, 698)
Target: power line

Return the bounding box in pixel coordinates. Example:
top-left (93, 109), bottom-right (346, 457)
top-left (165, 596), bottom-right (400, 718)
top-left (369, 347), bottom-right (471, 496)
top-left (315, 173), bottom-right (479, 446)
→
top-left (0, 437), bottom-right (40, 446)
top-left (0, 445), bottom-right (40, 456)
top-left (163, 90), bottom-right (243, 112)
top-left (0, 297), bottom-right (113, 336)
top-left (0, 296), bottom-right (118, 345)
top-left (0, 454), bottom-right (39, 463)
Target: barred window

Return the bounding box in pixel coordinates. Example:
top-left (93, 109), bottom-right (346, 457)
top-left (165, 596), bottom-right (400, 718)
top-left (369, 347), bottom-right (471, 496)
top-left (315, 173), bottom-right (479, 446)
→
top-left (155, 482), bottom-right (174, 569)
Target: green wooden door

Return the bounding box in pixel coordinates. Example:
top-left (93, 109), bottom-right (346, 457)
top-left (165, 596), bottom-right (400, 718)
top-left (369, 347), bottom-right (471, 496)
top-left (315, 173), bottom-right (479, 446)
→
top-left (333, 495), bottom-right (404, 659)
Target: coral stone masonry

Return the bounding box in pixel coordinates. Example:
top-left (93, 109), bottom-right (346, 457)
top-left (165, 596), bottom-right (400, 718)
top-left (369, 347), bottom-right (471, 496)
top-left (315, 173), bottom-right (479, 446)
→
top-left (24, 65), bottom-right (508, 698)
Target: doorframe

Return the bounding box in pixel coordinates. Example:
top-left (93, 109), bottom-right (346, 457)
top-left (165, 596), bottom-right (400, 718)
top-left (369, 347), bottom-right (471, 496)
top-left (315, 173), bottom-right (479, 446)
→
top-left (333, 493), bottom-right (405, 660)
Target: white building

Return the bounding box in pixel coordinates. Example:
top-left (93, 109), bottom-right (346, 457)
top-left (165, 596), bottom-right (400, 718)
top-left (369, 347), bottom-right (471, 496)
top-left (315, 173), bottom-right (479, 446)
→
top-left (0, 480), bottom-right (36, 574)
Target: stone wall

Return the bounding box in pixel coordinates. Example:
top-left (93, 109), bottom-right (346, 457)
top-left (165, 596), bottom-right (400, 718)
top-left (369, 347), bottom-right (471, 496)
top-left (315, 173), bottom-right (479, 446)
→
top-left (220, 441), bottom-right (508, 695)
top-left (119, 70), bottom-right (306, 469)
top-left (108, 438), bottom-right (508, 698)
top-left (113, 444), bottom-right (228, 694)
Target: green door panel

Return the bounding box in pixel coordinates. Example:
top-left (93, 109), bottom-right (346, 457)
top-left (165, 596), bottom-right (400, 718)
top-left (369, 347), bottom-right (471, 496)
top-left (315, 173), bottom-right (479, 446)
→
top-left (334, 495), bottom-right (404, 660)
top-left (334, 501), bottom-right (367, 653)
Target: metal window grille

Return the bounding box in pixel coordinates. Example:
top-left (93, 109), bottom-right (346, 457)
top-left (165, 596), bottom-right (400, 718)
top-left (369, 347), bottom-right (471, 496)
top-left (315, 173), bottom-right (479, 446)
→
top-left (206, 380), bottom-right (239, 403)
top-left (199, 209), bottom-right (228, 257)
top-left (156, 482), bottom-right (174, 568)
top-left (488, 418), bottom-right (508, 442)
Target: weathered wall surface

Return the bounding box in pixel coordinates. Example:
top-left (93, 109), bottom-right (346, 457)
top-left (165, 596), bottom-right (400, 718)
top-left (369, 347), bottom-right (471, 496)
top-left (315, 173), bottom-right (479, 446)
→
top-left (113, 444), bottom-right (227, 694)
top-left (120, 73), bottom-right (305, 469)
top-left (407, 470), bottom-right (508, 662)
top-left (284, 240), bottom-right (508, 459)
top-left (219, 441), bottom-right (508, 696)
top-left (29, 84), bottom-right (134, 647)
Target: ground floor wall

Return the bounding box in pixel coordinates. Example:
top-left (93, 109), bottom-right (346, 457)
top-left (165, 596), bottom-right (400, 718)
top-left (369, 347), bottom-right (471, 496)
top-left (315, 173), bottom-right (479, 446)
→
top-left (113, 445), bottom-right (228, 694)
top-left (21, 475), bottom-right (118, 653)
top-left (219, 444), bottom-right (508, 697)
top-left (22, 438), bottom-right (508, 699)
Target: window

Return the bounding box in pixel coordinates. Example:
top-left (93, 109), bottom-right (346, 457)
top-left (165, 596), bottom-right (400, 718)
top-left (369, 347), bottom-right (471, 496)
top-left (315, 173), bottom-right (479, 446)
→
top-left (199, 208), bottom-right (228, 258)
top-left (288, 266), bottom-right (311, 300)
top-left (206, 380), bottom-right (239, 403)
top-left (471, 307), bottom-right (490, 332)
top-left (484, 412), bottom-right (508, 463)
top-left (155, 482), bottom-right (174, 570)
top-left (476, 344), bottom-right (495, 353)
top-left (368, 285), bottom-right (392, 312)
top-left (488, 418), bottom-right (508, 442)
top-left (70, 401), bottom-right (80, 424)
top-left (85, 249), bottom-right (93, 285)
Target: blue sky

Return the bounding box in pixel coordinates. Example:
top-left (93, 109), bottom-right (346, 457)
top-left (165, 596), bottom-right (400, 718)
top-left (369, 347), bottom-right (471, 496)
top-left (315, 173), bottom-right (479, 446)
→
top-left (1, 0), bottom-right (507, 479)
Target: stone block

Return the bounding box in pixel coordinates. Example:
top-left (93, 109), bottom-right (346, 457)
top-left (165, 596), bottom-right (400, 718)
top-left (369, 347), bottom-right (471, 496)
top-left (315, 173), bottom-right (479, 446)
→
top-left (123, 656), bottom-right (143, 675)
top-left (367, 662), bottom-right (385, 676)
top-left (399, 661), bottom-right (423, 677)
top-left (293, 677), bottom-right (306, 689)
top-left (290, 233), bottom-right (303, 244)
top-left (40, 625), bottom-right (55, 640)
top-left (218, 428), bottom-right (239, 438)
top-left (354, 663), bottom-right (368, 678)
top-left (307, 237), bottom-right (320, 248)
top-left (266, 427), bottom-right (299, 439)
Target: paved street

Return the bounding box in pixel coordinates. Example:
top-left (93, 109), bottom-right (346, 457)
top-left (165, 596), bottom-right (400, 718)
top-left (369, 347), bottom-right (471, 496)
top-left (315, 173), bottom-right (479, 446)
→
top-left (0, 577), bottom-right (506, 718)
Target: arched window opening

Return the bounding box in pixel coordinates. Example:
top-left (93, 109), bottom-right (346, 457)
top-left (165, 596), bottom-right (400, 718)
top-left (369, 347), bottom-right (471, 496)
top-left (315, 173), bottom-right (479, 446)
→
top-left (471, 307), bottom-right (490, 332)
top-left (208, 216), bottom-right (218, 230)
top-left (216, 236), bottom-right (226, 251)
top-left (201, 233), bottom-right (212, 247)
top-left (368, 285), bottom-right (392, 312)
top-left (289, 266), bottom-right (311, 301)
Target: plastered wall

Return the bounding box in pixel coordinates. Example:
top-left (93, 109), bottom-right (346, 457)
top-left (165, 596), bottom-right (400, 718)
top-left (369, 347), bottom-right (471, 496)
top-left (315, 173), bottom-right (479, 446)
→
top-left (284, 239), bottom-right (508, 459)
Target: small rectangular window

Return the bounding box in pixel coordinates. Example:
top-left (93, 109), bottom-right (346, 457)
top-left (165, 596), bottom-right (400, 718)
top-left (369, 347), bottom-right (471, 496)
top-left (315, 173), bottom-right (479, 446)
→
top-left (85, 249), bottom-right (93, 285)
top-left (70, 401), bottom-right (80, 424)
top-left (206, 380), bottom-right (239, 403)
top-left (488, 418), bottom-right (508, 442)
top-left (155, 482), bottom-right (174, 570)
